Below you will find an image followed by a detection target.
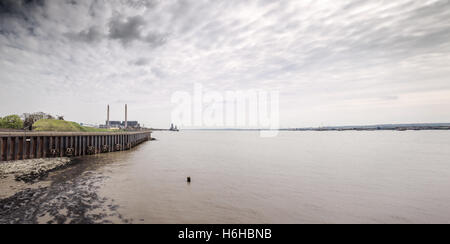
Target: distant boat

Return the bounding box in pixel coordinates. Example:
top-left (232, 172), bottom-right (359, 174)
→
top-left (169, 123), bottom-right (179, 132)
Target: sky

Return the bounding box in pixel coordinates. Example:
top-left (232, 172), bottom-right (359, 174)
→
top-left (1, 0), bottom-right (450, 128)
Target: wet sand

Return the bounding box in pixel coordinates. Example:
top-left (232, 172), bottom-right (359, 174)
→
top-left (0, 157), bottom-right (130, 224)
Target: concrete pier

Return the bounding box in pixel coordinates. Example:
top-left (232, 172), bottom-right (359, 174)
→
top-left (0, 131), bottom-right (151, 162)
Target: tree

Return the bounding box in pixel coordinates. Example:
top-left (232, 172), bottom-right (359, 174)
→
top-left (0, 115), bottom-right (24, 129)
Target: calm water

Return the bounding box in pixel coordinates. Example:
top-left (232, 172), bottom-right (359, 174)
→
top-left (36, 131), bottom-right (450, 223)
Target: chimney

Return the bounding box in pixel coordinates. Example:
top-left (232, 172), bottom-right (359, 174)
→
top-left (107, 104), bottom-right (110, 128)
top-left (125, 104), bottom-right (128, 128)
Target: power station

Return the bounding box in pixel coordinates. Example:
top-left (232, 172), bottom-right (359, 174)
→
top-left (102, 104), bottom-right (140, 129)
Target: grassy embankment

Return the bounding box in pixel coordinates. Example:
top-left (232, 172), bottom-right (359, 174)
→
top-left (33, 119), bottom-right (115, 132)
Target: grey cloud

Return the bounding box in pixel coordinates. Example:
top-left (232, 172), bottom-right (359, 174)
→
top-left (124, 0), bottom-right (160, 10)
top-left (129, 57), bottom-right (149, 66)
top-left (109, 14), bottom-right (146, 44)
top-left (144, 31), bottom-right (168, 46)
top-left (0, 0), bottom-right (45, 17)
top-left (66, 26), bottom-right (104, 43)
top-left (108, 14), bottom-right (168, 46)
top-left (0, 0), bottom-right (45, 35)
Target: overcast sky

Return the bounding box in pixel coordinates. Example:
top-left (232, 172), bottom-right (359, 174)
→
top-left (1, 0), bottom-right (450, 128)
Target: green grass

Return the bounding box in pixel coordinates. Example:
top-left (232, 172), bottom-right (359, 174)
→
top-left (33, 119), bottom-right (115, 132)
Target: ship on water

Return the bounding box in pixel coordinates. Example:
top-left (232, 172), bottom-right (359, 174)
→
top-left (170, 123), bottom-right (179, 132)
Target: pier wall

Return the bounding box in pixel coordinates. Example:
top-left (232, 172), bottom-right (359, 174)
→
top-left (0, 131), bottom-right (151, 162)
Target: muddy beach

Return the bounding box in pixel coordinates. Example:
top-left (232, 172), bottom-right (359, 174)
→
top-left (0, 157), bottom-right (130, 224)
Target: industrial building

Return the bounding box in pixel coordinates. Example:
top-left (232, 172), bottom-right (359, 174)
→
top-left (100, 104), bottom-right (140, 129)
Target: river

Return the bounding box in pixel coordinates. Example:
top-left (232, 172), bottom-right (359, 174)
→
top-left (1, 131), bottom-right (450, 224)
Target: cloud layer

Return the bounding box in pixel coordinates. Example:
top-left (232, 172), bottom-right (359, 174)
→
top-left (1, 0), bottom-right (450, 127)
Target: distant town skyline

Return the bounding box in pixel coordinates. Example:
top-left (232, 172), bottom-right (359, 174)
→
top-left (1, 0), bottom-right (450, 128)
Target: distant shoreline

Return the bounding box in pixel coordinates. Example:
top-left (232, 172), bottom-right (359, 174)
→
top-left (179, 123), bottom-right (450, 132)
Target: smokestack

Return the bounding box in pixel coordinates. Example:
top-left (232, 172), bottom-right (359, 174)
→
top-left (107, 105), bottom-right (110, 128)
top-left (125, 104), bottom-right (128, 128)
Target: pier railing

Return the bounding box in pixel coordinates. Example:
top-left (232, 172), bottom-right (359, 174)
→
top-left (0, 131), bottom-right (151, 161)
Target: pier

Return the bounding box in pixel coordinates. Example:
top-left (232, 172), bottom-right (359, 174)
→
top-left (0, 131), bottom-right (151, 161)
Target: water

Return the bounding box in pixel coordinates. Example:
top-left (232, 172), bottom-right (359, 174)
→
top-left (3, 131), bottom-right (450, 223)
